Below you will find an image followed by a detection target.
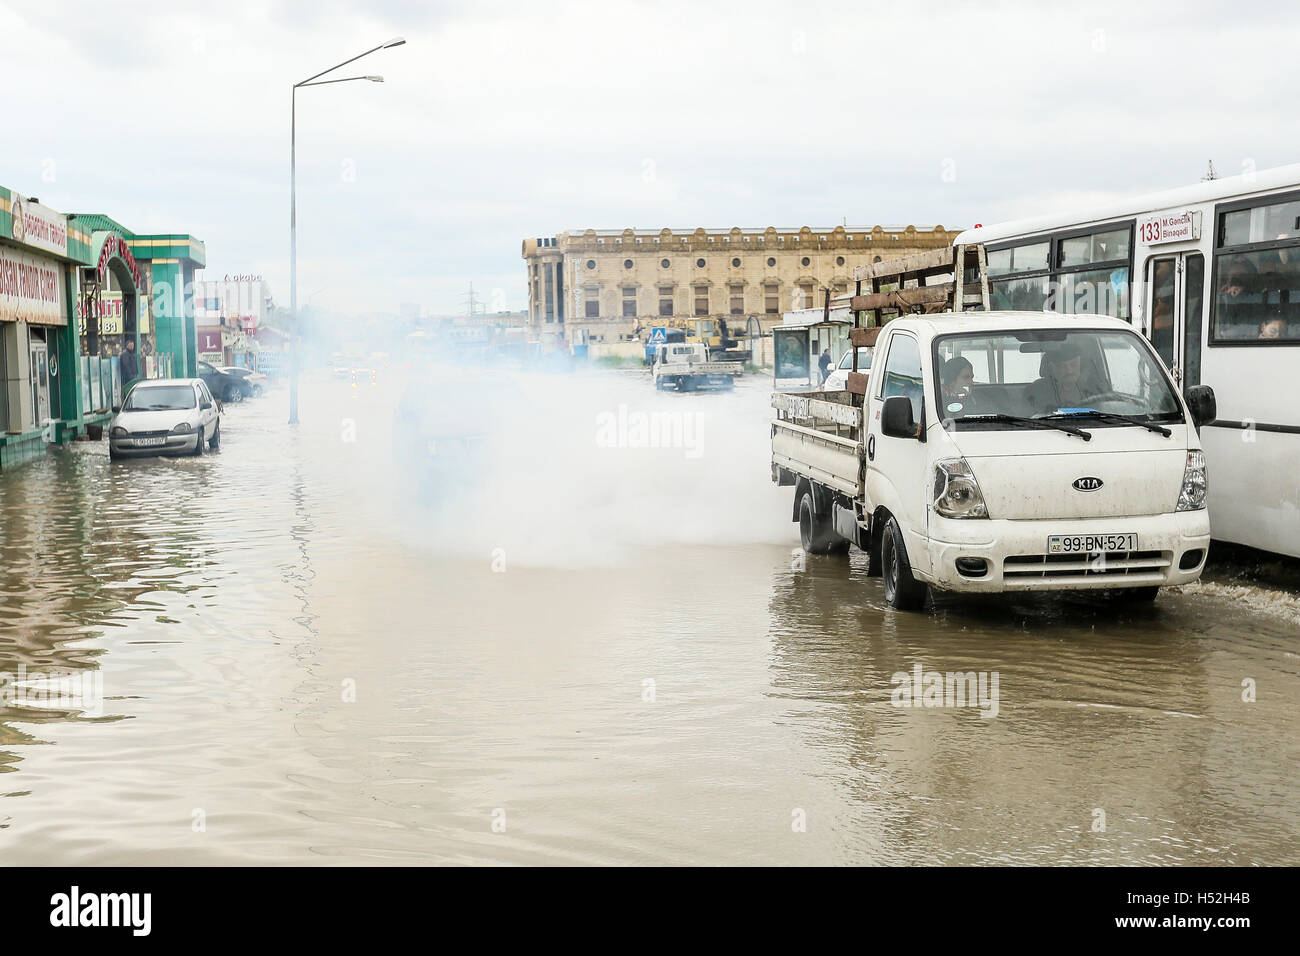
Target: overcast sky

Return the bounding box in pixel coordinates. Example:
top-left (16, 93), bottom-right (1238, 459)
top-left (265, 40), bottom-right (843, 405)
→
top-left (6, 0), bottom-right (1298, 315)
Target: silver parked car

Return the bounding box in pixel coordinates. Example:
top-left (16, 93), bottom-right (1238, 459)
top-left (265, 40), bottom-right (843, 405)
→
top-left (109, 378), bottom-right (221, 460)
top-left (823, 345), bottom-right (874, 391)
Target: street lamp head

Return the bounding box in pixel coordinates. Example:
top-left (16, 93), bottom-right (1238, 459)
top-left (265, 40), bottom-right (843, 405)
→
top-left (382, 37), bottom-right (406, 48)
top-left (365, 75), bottom-right (384, 82)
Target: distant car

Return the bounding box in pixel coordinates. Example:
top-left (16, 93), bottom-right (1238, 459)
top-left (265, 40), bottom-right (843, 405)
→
top-left (197, 360), bottom-right (245, 403)
top-left (823, 346), bottom-right (874, 391)
top-left (109, 378), bottom-right (220, 459)
top-left (220, 366), bottom-right (267, 398)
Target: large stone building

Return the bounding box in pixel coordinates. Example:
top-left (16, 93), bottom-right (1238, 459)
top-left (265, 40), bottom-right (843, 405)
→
top-left (521, 224), bottom-right (962, 343)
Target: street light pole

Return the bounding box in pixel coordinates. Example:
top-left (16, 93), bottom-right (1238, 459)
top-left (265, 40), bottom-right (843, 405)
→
top-left (288, 37), bottom-right (405, 425)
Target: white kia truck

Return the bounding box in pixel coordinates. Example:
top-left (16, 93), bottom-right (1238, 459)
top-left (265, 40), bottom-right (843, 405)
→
top-left (771, 312), bottom-right (1216, 609)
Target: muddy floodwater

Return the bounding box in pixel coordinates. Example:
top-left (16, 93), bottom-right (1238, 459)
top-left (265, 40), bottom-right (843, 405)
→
top-left (1, 368), bottom-right (1296, 865)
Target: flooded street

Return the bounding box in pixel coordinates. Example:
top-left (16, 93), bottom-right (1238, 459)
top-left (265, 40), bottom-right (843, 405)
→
top-left (1, 370), bottom-right (1296, 866)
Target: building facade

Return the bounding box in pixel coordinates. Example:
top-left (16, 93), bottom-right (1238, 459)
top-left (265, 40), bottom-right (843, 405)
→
top-left (521, 224), bottom-right (963, 343)
top-left (0, 185), bottom-right (204, 470)
top-left (193, 276), bottom-right (274, 368)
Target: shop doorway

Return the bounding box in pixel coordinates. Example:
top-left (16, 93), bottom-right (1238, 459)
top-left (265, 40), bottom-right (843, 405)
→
top-left (29, 332), bottom-right (50, 427)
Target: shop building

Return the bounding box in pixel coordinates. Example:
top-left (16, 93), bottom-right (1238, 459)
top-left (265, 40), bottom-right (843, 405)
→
top-left (0, 185), bottom-right (205, 471)
top-left (193, 276), bottom-right (274, 369)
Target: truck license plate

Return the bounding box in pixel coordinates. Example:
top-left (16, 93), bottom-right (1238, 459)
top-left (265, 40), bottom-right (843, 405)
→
top-left (1048, 533), bottom-right (1138, 554)
top-left (135, 436), bottom-right (166, 446)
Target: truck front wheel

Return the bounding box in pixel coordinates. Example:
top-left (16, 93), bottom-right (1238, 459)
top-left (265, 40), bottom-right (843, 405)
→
top-left (881, 516), bottom-right (928, 611)
top-left (798, 490), bottom-right (839, 555)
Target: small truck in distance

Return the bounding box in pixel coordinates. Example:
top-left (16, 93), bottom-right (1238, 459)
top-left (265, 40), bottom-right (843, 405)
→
top-left (771, 311), bottom-right (1218, 609)
top-left (653, 342), bottom-right (742, 391)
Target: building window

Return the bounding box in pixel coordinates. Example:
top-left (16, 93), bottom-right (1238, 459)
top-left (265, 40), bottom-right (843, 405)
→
top-left (586, 260), bottom-right (596, 270)
top-left (764, 284), bottom-right (779, 314)
top-left (836, 256), bottom-right (845, 266)
top-left (622, 287), bottom-right (637, 318)
top-left (659, 288), bottom-right (675, 317)
top-left (694, 285), bottom-right (709, 316)
top-left (766, 257), bottom-right (776, 267)
top-left (624, 259), bottom-right (634, 269)
top-left (798, 283), bottom-right (815, 309)
top-left (585, 288), bottom-right (600, 318)
top-left (801, 256), bottom-right (811, 267)
top-left (696, 258), bottom-right (706, 268)
top-left (729, 284), bottom-right (744, 315)
top-left (731, 257), bottom-right (741, 267)
top-left (661, 258), bottom-right (670, 269)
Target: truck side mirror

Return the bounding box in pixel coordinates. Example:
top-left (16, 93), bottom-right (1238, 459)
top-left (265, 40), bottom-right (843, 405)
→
top-left (1184, 385), bottom-right (1216, 428)
top-left (881, 395), bottom-right (918, 439)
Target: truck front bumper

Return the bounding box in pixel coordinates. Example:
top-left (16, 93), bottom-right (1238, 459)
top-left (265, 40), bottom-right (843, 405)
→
top-left (920, 510), bottom-right (1211, 592)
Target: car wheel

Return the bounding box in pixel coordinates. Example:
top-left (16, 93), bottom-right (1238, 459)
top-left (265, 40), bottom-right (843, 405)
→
top-left (881, 515), bottom-right (927, 611)
top-left (192, 425), bottom-right (205, 456)
top-left (252, 385), bottom-right (263, 397)
top-left (225, 384), bottom-right (243, 403)
top-left (797, 489), bottom-right (841, 556)
top-left (208, 421), bottom-right (220, 449)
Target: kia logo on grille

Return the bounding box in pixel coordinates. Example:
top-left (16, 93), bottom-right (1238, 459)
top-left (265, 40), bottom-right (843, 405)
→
top-left (1073, 477), bottom-right (1104, 492)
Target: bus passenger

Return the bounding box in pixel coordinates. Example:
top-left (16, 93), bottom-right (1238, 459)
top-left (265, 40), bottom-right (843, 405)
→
top-left (1259, 316), bottom-right (1287, 339)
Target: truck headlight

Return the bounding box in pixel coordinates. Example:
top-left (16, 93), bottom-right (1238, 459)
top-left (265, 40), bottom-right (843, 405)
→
top-left (933, 457), bottom-right (988, 518)
top-left (1176, 450), bottom-right (1208, 511)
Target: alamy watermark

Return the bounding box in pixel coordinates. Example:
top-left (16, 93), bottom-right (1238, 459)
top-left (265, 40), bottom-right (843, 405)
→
top-left (890, 663), bottom-right (999, 718)
top-left (595, 404), bottom-right (704, 459)
top-left (0, 665), bottom-right (103, 717)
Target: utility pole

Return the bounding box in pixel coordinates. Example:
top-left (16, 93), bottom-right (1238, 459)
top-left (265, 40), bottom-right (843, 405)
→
top-left (463, 282), bottom-right (481, 317)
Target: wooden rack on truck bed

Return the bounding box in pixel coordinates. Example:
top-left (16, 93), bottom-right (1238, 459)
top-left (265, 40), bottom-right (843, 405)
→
top-left (836, 243), bottom-right (992, 405)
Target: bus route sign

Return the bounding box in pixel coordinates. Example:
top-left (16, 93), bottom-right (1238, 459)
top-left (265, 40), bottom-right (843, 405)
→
top-left (1136, 210), bottom-right (1201, 245)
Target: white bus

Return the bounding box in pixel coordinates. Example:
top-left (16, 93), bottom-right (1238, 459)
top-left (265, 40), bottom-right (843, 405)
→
top-left (955, 163), bottom-right (1300, 559)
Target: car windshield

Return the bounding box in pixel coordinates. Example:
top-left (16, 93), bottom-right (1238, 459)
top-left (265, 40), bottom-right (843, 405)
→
top-left (124, 385), bottom-right (197, 411)
top-left (933, 328), bottom-right (1183, 426)
top-left (838, 347), bottom-right (873, 370)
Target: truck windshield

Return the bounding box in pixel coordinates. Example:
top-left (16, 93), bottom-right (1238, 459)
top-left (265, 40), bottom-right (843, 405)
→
top-left (933, 328), bottom-right (1183, 427)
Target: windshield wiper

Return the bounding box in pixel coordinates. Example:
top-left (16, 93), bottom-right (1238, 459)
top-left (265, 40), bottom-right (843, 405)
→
top-left (960, 413), bottom-right (1091, 440)
top-left (1043, 410), bottom-right (1172, 437)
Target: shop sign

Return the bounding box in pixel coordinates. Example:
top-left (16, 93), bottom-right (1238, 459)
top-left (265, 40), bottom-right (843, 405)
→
top-left (0, 244), bottom-right (66, 325)
top-left (198, 329), bottom-right (222, 352)
top-left (8, 195), bottom-right (69, 257)
top-left (95, 234), bottom-right (144, 289)
top-left (76, 292), bottom-right (133, 335)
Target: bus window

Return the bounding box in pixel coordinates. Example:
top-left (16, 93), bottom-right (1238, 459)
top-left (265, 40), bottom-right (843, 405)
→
top-left (990, 274), bottom-right (1051, 311)
top-left (1213, 193), bottom-right (1300, 343)
top-left (1059, 228), bottom-right (1131, 268)
top-left (1055, 266), bottom-right (1131, 319)
top-left (1211, 249), bottom-right (1300, 341)
top-left (1149, 258), bottom-right (1177, 366)
top-left (1184, 254), bottom-right (1204, 385)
